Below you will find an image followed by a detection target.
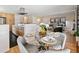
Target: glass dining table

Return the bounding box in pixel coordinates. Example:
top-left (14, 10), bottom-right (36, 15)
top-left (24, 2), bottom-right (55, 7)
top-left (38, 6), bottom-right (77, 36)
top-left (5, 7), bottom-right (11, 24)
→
top-left (24, 32), bottom-right (58, 51)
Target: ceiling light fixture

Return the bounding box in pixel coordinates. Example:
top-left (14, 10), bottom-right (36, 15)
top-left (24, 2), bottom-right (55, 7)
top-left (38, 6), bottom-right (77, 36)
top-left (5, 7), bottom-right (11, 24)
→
top-left (18, 7), bottom-right (28, 15)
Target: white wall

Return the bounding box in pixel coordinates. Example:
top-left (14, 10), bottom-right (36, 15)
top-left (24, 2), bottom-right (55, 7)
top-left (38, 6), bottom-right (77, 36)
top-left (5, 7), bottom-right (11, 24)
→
top-left (0, 25), bottom-right (9, 52)
top-left (66, 21), bottom-right (73, 31)
top-left (42, 17), bottom-right (50, 24)
top-left (32, 16), bottom-right (37, 24)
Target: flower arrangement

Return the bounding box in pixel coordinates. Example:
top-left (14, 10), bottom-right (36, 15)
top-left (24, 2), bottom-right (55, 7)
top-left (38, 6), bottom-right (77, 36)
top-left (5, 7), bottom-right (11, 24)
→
top-left (39, 23), bottom-right (47, 37)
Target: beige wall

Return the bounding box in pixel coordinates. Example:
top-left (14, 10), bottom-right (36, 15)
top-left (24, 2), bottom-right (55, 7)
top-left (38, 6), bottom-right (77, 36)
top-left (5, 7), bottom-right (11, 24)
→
top-left (40, 11), bottom-right (75, 24)
top-left (15, 15), bottom-right (32, 25)
top-left (0, 12), bottom-right (15, 31)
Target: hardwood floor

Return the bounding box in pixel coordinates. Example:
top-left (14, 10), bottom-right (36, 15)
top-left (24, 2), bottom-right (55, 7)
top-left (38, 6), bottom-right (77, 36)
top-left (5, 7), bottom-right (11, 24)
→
top-left (7, 31), bottom-right (78, 53)
top-left (65, 31), bottom-right (77, 53)
top-left (7, 46), bottom-right (20, 53)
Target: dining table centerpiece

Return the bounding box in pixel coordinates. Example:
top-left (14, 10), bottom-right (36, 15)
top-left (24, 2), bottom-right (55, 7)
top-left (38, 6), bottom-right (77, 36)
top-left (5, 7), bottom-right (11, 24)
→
top-left (39, 23), bottom-right (47, 37)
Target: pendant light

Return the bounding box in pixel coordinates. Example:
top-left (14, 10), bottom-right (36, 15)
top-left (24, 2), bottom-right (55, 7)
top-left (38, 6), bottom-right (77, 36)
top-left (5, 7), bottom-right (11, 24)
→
top-left (18, 7), bottom-right (28, 15)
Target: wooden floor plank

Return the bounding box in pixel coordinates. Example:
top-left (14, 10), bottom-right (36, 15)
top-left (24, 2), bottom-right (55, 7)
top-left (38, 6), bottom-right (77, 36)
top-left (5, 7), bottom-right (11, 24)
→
top-left (65, 31), bottom-right (77, 53)
top-left (7, 46), bottom-right (20, 53)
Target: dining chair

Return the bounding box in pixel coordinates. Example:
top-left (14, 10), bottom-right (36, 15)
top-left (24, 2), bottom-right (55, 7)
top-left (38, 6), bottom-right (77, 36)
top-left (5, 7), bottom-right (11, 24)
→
top-left (24, 24), bottom-right (40, 41)
top-left (52, 33), bottom-right (67, 50)
top-left (17, 36), bottom-right (28, 53)
top-left (24, 24), bottom-right (39, 36)
top-left (40, 33), bottom-right (70, 53)
top-left (17, 36), bottom-right (39, 53)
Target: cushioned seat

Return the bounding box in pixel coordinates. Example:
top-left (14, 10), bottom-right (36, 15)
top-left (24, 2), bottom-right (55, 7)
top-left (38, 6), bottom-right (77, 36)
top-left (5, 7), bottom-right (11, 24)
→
top-left (52, 33), bottom-right (68, 50)
top-left (17, 36), bottom-right (39, 53)
top-left (24, 44), bottom-right (39, 53)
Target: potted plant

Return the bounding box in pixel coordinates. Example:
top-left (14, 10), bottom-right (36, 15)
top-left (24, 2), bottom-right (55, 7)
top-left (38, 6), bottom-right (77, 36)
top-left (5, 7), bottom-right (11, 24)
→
top-left (74, 31), bottom-right (79, 42)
